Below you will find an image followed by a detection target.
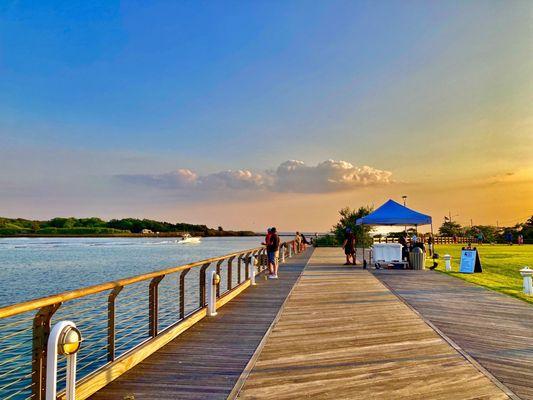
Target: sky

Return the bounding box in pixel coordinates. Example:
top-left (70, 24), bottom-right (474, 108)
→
top-left (1, 0), bottom-right (532, 231)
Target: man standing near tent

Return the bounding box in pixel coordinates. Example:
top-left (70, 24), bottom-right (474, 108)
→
top-left (342, 228), bottom-right (357, 265)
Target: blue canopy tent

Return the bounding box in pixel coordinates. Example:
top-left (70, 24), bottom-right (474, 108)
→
top-left (355, 199), bottom-right (433, 268)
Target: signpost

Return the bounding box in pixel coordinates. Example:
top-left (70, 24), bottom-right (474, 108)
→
top-left (459, 247), bottom-right (482, 273)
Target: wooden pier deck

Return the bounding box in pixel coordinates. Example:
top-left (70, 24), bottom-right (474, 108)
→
top-left (374, 269), bottom-right (533, 400)
top-left (236, 248), bottom-right (511, 399)
top-left (88, 247), bottom-right (533, 400)
top-left (89, 248), bottom-right (313, 400)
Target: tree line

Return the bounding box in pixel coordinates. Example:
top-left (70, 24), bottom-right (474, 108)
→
top-left (0, 217), bottom-right (255, 237)
top-left (437, 217), bottom-right (532, 243)
top-left (317, 206), bottom-right (532, 246)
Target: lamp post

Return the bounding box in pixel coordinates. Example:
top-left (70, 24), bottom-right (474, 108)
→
top-left (46, 321), bottom-right (82, 400)
top-left (402, 195), bottom-right (407, 233)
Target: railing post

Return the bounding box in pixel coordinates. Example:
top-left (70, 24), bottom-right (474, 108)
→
top-left (149, 276), bottom-right (164, 338)
top-left (227, 256), bottom-right (235, 291)
top-left (237, 255), bottom-right (243, 283)
top-left (280, 244), bottom-right (286, 263)
top-left (520, 267), bottom-right (532, 295)
top-left (32, 303), bottom-right (61, 400)
top-left (107, 286), bottom-right (123, 362)
top-left (216, 259), bottom-right (224, 298)
top-left (249, 254), bottom-right (256, 286)
top-left (288, 244), bottom-right (292, 258)
top-left (179, 269), bottom-right (190, 319)
top-left (244, 253), bottom-right (251, 280)
top-left (199, 263), bottom-right (211, 308)
top-left (207, 270), bottom-right (220, 317)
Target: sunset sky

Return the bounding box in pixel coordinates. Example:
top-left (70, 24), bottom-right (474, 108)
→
top-left (1, 1), bottom-right (532, 231)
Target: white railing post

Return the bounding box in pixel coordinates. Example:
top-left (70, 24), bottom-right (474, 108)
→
top-left (443, 254), bottom-right (452, 271)
top-left (46, 321), bottom-right (82, 400)
top-left (207, 270), bottom-right (219, 316)
top-left (249, 255), bottom-right (256, 286)
top-left (288, 245), bottom-right (292, 258)
top-left (280, 246), bottom-right (286, 263)
top-left (520, 267), bottom-right (532, 295)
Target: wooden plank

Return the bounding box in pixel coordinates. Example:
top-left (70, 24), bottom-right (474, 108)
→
top-left (374, 269), bottom-right (533, 400)
top-left (237, 248), bottom-right (509, 399)
top-left (88, 249), bottom-right (313, 400)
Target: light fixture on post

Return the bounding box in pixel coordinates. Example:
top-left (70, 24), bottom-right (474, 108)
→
top-left (402, 195), bottom-right (408, 233)
top-left (46, 321), bottom-right (82, 400)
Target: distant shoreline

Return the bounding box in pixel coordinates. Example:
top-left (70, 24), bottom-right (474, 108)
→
top-left (0, 233), bottom-right (263, 238)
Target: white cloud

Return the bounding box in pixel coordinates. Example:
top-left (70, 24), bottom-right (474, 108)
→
top-left (117, 169), bottom-right (198, 189)
top-left (274, 159), bottom-right (392, 192)
top-left (118, 159), bottom-right (392, 193)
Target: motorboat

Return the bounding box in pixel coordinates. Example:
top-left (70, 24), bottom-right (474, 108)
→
top-left (176, 233), bottom-right (201, 244)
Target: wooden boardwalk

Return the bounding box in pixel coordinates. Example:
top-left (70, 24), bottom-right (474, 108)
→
top-left (374, 269), bottom-right (533, 400)
top-left (89, 249), bottom-right (313, 400)
top-left (237, 248), bottom-right (510, 400)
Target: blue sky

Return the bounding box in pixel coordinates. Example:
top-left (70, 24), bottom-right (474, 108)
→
top-left (1, 1), bottom-right (531, 229)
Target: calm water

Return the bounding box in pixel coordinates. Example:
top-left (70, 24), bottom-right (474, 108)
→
top-left (0, 236), bottom-right (269, 307)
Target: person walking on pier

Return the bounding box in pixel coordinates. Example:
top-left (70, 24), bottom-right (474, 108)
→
top-left (342, 228), bottom-right (356, 265)
top-left (295, 231), bottom-right (302, 253)
top-left (301, 233), bottom-right (309, 250)
top-left (267, 227), bottom-right (280, 279)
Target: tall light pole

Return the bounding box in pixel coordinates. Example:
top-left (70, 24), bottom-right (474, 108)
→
top-left (402, 195), bottom-right (407, 233)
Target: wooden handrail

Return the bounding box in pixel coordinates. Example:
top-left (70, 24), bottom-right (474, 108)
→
top-left (0, 245), bottom-right (266, 319)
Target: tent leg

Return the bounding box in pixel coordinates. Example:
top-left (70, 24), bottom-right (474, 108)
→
top-left (362, 224), bottom-right (367, 269)
top-left (430, 223), bottom-right (434, 257)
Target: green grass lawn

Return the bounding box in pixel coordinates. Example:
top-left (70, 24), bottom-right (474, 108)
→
top-left (428, 244), bottom-right (533, 304)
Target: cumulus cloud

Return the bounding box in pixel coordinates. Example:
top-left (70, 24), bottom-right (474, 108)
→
top-left (117, 169), bottom-right (198, 189)
top-left (274, 159), bottom-right (392, 192)
top-left (117, 159), bottom-right (392, 193)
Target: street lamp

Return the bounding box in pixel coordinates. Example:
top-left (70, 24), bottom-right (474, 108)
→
top-left (402, 196), bottom-right (408, 233)
top-left (47, 321), bottom-right (82, 400)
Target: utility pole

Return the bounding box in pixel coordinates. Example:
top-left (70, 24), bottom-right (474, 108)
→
top-left (470, 219), bottom-right (473, 227)
top-left (402, 195), bottom-right (407, 233)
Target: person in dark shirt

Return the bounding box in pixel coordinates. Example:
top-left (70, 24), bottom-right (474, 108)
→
top-left (342, 228), bottom-right (356, 265)
top-left (399, 234), bottom-right (409, 261)
top-left (427, 234), bottom-right (434, 256)
top-left (266, 227), bottom-right (280, 278)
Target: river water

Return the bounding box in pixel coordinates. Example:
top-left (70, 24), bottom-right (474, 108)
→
top-left (0, 236), bottom-right (270, 307)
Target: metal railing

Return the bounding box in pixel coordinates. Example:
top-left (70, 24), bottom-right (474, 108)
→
top-left (0, 240), bottom-right (298, 400)
top-left (373, 236), bottom-right (470, 244)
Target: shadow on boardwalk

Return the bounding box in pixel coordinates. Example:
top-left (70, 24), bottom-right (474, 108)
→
top-left (374, 269), bottom-right (533, 400)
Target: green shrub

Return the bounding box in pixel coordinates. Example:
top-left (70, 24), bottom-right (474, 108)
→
top-left (314, 234), bottom-right (339, 247)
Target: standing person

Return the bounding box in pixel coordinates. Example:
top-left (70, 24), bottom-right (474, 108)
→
top-left (295, 231), bottom-right (302, 253)
top-left (505, 231), bottom-right (513, 245)
top-left (342, 228), bottom-right (356, 265)
top-left (427, 234), bottom-right (434, 257)
top-left (301, 233), bottom-right (309, 250)
top-left (399, 233), bottom-right (409, 261)
top-left (477, 231), bottom-right (484, 244)
top-left (518, 234), bottom-right (524, 245)
top-left (262, 228), bottom-right (273, 274)
top-left (267, 227), bottom-right (280, 279)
